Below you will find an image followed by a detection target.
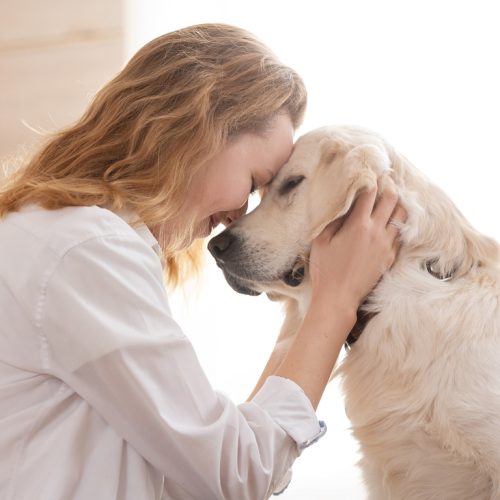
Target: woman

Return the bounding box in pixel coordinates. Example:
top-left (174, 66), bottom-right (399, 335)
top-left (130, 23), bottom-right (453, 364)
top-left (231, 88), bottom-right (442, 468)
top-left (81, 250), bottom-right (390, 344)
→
top-left (0, 24), bottom-right (405, 500)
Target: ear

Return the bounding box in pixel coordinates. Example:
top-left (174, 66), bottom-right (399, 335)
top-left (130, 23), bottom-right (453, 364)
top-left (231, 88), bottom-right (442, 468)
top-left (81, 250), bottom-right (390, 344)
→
top-left (307, 141), bottom-right (392, 240)
top-left (461, 226), bottom-right (500, 275)
top-left (432, 216), bottom-right (500, 279)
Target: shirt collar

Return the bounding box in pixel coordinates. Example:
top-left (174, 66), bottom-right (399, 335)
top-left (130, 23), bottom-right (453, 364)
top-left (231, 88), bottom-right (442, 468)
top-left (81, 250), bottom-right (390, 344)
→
top-left (115, 209), bottom-right (165, 269)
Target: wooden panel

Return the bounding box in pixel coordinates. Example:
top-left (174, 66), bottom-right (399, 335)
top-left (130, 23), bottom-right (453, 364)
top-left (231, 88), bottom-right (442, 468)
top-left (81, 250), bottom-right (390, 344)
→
top-left (0, 0), bottom-right (122, 46)
top-left (0, 38), bottom-right (123, 157)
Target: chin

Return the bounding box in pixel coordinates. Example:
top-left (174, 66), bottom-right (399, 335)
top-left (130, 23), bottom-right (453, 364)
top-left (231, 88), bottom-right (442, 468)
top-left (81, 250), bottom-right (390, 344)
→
top-left (155, 216), bottom-right (211, 253)
top-left (194, 216), bottom-right (212, 239)
top-left (177, 218), bottom-right (210, 250)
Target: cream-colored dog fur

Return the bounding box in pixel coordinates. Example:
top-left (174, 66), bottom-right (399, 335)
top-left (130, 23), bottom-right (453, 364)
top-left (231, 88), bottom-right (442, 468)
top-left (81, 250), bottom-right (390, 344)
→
top-left (210, 125), bottom-right (500, 499)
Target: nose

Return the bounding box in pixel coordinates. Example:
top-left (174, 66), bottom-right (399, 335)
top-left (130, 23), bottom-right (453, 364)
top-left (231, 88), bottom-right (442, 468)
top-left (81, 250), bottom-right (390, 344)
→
top-left (222, 199), bottom-right (248, 228)
top-left (208, 229), bottom-right (233, 261)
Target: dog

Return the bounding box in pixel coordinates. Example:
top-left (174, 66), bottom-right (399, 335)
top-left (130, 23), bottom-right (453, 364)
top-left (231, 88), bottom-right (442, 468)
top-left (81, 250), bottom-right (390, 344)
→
top-left (208, 125), bottom-right (500, 499)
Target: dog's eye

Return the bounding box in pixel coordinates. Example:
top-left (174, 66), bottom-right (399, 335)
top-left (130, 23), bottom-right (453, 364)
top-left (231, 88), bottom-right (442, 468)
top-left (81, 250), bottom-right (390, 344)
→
top-left (280, 176), bottom-right (305, 196)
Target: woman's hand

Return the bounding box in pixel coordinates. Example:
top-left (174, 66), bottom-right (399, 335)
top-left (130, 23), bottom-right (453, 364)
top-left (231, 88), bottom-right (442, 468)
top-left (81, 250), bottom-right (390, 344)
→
top-left (308, 177), bottom-right (407, 315)
top-left (265, 177), bottom-right (407, 410)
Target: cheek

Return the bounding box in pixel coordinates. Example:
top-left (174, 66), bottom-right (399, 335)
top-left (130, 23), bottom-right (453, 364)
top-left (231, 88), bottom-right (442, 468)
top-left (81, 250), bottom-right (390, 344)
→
top-left (212, 178), bottom-right (250, 212)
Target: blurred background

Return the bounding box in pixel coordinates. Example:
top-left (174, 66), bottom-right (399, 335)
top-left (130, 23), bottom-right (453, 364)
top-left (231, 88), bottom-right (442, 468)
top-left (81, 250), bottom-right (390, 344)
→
top-left (0, 0), bottom-right (123, 158)
top-left (2, 1), bottom-right (500, 498)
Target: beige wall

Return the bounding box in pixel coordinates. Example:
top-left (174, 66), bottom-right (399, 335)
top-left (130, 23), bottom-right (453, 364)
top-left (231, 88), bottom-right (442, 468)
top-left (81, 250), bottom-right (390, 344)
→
top-left (0, 0), bottom-right (124, 158)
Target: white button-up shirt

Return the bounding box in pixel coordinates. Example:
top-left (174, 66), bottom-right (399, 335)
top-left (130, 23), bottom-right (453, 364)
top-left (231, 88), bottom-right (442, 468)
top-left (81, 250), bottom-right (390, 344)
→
top-left (0, 205), bottom-right (322, 500)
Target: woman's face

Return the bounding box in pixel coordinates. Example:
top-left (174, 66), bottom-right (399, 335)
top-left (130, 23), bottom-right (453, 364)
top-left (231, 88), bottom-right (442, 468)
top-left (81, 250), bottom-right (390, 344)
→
top-left (155, 113), bottom-right (295, 249)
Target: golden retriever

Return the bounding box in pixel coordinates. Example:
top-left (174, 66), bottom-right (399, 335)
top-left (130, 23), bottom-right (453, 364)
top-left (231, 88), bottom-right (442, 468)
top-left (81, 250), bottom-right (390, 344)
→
top-left (208, 125), bottom-right (500, 499)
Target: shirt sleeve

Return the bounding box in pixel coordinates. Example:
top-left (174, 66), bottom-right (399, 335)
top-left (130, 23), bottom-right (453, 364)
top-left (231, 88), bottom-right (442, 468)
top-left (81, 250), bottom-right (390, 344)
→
top-left (40, 234), bottom-right (321, 500)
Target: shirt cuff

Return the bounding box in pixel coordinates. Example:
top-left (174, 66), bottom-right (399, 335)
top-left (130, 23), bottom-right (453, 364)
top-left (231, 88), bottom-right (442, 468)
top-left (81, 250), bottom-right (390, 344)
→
top-left (251, 375), bottom-right (320, 447)
top-left (273, 467), bottom-right (293, 496)
top-left (272, 422), bottom-right (328, 496)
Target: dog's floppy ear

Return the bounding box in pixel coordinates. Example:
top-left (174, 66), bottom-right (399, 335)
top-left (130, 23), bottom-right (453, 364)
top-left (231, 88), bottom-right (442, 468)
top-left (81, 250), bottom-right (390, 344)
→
top-left (308, 141), bottom-right (392, 240)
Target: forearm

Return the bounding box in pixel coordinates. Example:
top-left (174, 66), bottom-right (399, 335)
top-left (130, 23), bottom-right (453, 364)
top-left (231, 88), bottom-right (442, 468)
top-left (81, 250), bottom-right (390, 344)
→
top-left (274, 298), bottom-right (357, 410)
top-left (247, 349), bottom-right (285, 401)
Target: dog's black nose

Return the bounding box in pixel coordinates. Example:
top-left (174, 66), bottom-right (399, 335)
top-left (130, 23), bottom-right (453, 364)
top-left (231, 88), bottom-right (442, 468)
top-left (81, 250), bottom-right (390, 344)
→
top-left (208, 231), bottom-right (233, 261)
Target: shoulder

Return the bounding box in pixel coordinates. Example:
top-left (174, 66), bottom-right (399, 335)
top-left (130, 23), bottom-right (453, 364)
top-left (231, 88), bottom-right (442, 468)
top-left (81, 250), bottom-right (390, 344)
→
top-left (0, 205), bottom-right (166, 341)
top-left (1, 205), bottom-right (140, 259)
top-left (0, 205), bottom-right (165, 318)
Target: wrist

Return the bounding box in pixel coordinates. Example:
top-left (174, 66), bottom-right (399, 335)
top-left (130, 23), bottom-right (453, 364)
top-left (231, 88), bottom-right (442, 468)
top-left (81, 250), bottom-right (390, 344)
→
top-left (277, 295), bottom-right (358, 409)
top-left (307, 291), bottom-right (359, 327)
top-left (301, 303), bottom-right (357, 348)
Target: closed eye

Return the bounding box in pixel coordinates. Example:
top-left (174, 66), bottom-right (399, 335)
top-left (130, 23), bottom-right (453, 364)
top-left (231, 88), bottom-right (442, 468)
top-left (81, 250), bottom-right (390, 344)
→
top-left (279, 176), bottom-right (305, 196)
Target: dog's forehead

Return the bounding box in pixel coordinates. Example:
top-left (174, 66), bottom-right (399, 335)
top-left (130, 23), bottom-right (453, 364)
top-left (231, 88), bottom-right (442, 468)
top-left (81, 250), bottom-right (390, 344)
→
top-left (276, 131), bottom-right (325, 179)
top-left (268, 124), bottom-right (383, 191)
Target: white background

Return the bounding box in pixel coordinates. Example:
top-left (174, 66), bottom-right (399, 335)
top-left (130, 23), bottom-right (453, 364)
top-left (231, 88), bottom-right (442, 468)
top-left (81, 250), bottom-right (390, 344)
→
top-left (125, 2), bottom-right (500, 498)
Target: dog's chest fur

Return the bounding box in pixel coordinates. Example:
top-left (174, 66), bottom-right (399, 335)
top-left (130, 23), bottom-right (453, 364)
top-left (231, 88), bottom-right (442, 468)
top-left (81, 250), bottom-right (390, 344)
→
top-left (286, 255), bottom-right (500, 499)
top-left (337, 265), bottom-right (500, 499)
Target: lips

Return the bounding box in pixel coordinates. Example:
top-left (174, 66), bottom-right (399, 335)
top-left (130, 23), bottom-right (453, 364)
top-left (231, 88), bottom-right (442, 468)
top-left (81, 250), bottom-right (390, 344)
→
top-left (196, 216), bottom-right (215, 239)
top-left (210, 213), bottom-right (221, 233)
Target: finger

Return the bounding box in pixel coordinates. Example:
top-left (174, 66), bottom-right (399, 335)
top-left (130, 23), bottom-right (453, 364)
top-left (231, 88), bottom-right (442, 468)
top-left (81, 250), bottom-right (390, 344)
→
top-left (386, 241), bottom-right (400, 270)
top-left (390, 235), bottom-right (403, 265)
top-left (386, 206), bottom-right (407, 236)
top-left (392, 205), bottom-right (407, 221)
top-left (392, 237), bottom-right (401, 253)
top-left (372, 177), bottom-right (399, 226)
top-left (350, 186), bottom-right (378, 221)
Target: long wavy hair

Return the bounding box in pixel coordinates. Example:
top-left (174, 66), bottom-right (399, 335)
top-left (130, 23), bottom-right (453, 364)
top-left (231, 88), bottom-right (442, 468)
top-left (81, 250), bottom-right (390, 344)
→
top-left (0, 24), bottom-right (307, 288)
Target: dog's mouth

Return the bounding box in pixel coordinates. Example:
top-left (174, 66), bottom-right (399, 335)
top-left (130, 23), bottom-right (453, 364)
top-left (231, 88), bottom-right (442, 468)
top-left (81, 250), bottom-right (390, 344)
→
top-left (220, 268), bottom-right (262, 296)
top-left (221, 264), bottom-right (306, 296)
top-left (216, 251), bottom-right (307, 295)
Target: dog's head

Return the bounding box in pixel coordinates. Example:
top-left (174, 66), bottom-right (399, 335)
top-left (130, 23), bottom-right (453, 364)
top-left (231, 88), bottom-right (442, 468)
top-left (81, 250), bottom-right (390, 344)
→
top-left (209, 124), bottom-right (500, 303)
top-left (207, 125), bottom-right (394, 299)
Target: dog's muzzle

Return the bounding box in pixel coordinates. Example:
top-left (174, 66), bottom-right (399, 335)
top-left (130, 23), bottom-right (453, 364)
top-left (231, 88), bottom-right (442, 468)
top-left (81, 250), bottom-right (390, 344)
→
top-left (209, 228), bottom-right (306, 293)
top-left (208, 229), bottom-right (262, 296)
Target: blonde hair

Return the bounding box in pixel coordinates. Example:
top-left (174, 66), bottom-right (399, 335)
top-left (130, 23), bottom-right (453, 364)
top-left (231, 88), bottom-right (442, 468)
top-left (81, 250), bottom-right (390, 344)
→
top-left (0, 24), bottom-right (307, 288)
